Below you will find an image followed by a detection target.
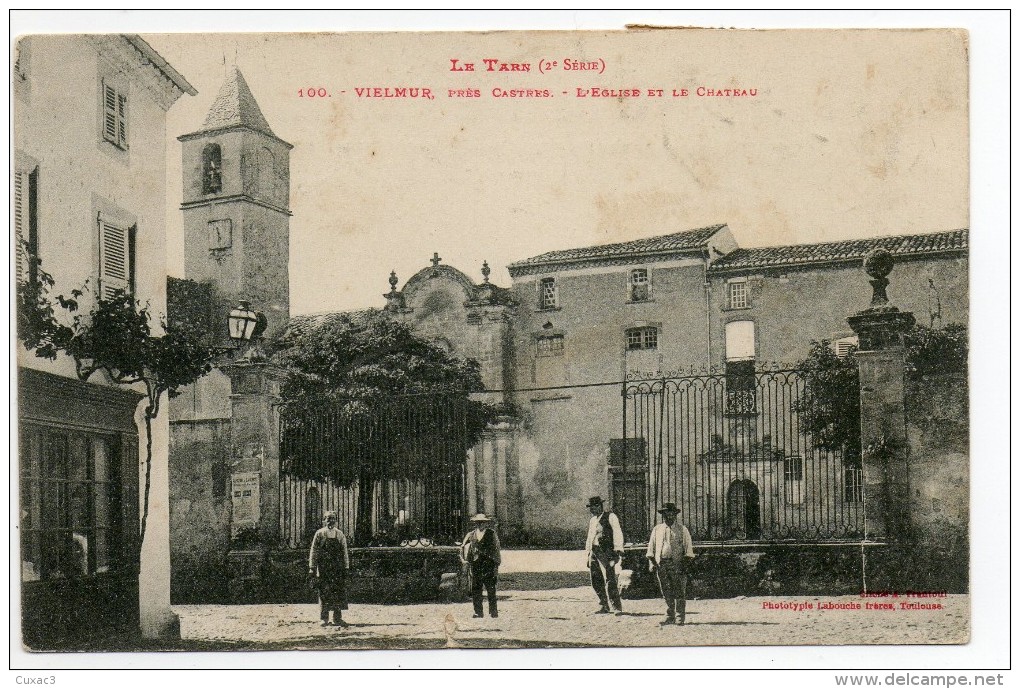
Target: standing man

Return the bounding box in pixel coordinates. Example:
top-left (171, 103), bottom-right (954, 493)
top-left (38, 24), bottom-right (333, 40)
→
top-left (461, 513), bottom-right (501, 619)
top-left (646, 502), bottom-right (695, 626)
top-left (308, 511), bottom-right (351, 628)
top-left (584, 496), bottom-right (625, 615)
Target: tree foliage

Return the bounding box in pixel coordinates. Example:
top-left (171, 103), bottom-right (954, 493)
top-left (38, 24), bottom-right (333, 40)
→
top-left (273, 310), bottom-right (499, 485)
top-left (794, 340), bottom-right (862, 459)
top-left (17, 259), bottom-right (218, 548)
top-left (795, 324), bottom-right (968, 459)
top-left (905, 323), bottom-right (968, 378)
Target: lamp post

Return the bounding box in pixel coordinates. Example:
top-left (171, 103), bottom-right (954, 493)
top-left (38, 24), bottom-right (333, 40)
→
top-left (227, 299), bottom-right (268, 359)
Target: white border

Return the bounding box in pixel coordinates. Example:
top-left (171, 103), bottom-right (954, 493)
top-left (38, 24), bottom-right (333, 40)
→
top-left (6, 9), bottom-right (1011, 678)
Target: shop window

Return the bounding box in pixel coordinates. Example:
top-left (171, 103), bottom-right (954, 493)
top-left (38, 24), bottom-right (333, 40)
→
top-left (20, 426), bottom-right (123, 582)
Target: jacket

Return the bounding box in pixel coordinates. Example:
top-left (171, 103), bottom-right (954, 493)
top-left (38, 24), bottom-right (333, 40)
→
top-left (645, 522), bottom-right (695, 565)
top-left (461, 527), bottom-right (501, 568)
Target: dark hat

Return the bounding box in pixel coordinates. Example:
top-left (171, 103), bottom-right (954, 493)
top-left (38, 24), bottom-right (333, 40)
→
top-left (657, 502), bottom-right (680, 514)
top-left (586, 496), bottom-right (604, 508)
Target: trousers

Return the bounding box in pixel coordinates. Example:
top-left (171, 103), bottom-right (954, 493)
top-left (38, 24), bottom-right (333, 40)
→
top-left (655, 558), bottom-right (689, 622)
top-left (589, 550), bottom-right (622, 610)
top-left (470, 564), bottom-right (498, 617)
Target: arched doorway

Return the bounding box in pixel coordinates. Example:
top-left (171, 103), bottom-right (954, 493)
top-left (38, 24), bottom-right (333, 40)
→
top-left (726, 479), bottom-right (761, 540)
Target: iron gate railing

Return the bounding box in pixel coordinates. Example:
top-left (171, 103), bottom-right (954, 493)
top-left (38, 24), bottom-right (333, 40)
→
top-left (279, 394), bottom-right (470, 548)
top-left (619, 368), bottom-right (864, 542)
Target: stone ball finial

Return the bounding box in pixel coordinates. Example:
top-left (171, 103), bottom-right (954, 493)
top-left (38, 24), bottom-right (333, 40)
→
top-left (481, 260), bottom-right (491, 283)
top-left (862, 248), bottom-right (895, 309)
top-left (388, 270), bottom-right (398, 290)
top-left (863, 248), bottom-right (895, 280)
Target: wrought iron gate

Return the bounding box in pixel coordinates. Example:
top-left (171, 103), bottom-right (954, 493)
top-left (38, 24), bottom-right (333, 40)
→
top-left (279, 394), bottom-right (469, 548)
top-left (620, 368), bottom-right (864, 542)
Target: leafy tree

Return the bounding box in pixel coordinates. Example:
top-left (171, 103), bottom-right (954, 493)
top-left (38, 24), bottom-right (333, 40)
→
top-left (272, 310), bottom-right (498, 545)
top-left (794, 340), bottom-right (862, 460)
top-left (905, 323), bottom-right (968, 377)
top-left (795, 324), bottom-right (968, 459)
top-left (17, 260), bottom-right (217, 558)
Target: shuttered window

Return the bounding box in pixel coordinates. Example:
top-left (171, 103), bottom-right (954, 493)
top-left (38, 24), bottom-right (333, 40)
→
top-left (15, 171), bottom-right (27, 283)
top-left (14, 168), bottom-right (38, 285)
top-left (102, 81), bottom-right (128, 149)
top-left (98, 218), bottom-right (135, 299)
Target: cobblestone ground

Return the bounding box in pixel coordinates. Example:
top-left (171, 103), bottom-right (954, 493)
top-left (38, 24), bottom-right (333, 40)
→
top-left (174, 588), bottom-right (969, 650)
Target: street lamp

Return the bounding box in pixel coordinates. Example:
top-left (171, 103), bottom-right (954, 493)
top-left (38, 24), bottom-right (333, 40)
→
top-left (228, 300), bottom-right (260, 343)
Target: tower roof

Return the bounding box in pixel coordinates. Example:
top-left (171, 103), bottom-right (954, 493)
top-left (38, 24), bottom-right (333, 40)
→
top-left (197, 67), bottom-right (276, 137)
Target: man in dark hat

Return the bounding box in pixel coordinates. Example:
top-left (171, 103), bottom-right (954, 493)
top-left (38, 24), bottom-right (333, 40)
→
top-left (645, 502), bottom-right (695, 625)
top-left (460, 513), bottom-right (501, 618)
top-left (584, 496), bottom-right (625, 614)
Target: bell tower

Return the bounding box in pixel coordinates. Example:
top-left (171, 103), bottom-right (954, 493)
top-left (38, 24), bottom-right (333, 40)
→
top-left (178, 67), bottom-right (291, 343)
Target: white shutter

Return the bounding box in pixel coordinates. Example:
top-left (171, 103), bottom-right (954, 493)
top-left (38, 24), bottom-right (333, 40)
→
top-left (725, 320), bottom-right (756, 361)
top-left (14, 171), bottom-right (27, 283)
top-left (99, 221), bottom-right (130, 298)
top-left (103, 82), bottom-right (118, 143)
top-left (117, 93), bottom-right (127, 146)
top-left (102, 82), bottom-right (127, 148)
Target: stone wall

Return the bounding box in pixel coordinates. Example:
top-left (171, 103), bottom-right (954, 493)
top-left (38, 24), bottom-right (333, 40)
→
top-left (168, 419), bottom-right (233, 603)
top-left (900, 372), bottom-right (969, 592)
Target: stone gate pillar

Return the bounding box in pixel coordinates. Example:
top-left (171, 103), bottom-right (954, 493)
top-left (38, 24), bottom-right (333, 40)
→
top-left (848, 249), bottom-right (915, 541)
top-left (220, 355), bottom-right (286, 548)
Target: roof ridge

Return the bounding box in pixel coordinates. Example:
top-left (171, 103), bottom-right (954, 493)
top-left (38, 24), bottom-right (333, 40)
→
top-left (509, 223), bottom-right (727, 267)
top-left (729, 227), bottom-right (968, 254)
top-left (710, 228), bottom-right (968, 272)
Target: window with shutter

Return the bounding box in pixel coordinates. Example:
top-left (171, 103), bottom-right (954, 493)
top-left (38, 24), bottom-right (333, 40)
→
top-left (14, 167), bottom-right (38, 285)
top-left (14, 171), bottom-right (27, 284)
top-left (99, 220), bottom-right (132, 299)
top-left (102, 81), bottom-right (128, 149)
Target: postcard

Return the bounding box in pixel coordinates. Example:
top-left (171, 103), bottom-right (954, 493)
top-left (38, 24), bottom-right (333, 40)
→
top-left (13, 20), bottom-right (985, 665)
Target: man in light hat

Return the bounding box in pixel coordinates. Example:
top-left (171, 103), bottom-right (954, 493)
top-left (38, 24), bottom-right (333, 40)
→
top-left (584, 496), bottom-right (625, 614)
top-left (646, 502), bottom-right (695, 625)
top-left (460, 513), bottom-right (501, 618)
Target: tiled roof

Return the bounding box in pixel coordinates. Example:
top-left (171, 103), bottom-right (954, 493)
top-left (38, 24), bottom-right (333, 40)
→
top-left (508, 224), bottom-right (727, 270)
top-left (280, 309), bottom-right (378, 340)
top-left (199, 67), bottom-right (276, 137)
top-left (708, 229), bottom-right (968, 272)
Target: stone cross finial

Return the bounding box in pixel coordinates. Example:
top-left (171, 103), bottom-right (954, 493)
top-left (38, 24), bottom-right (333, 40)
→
top-left (430, 252), bottom-right (442, 268)
top-left (481, 260), bottom-right (491, 283)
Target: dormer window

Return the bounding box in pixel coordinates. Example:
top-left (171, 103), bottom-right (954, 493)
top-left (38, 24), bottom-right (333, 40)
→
top-left (202, 144), bottom-right (223, 194)
top-left (539, 277), bottom-right (558, 310)
top-left (630, 268), bottom-right (650, 302)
